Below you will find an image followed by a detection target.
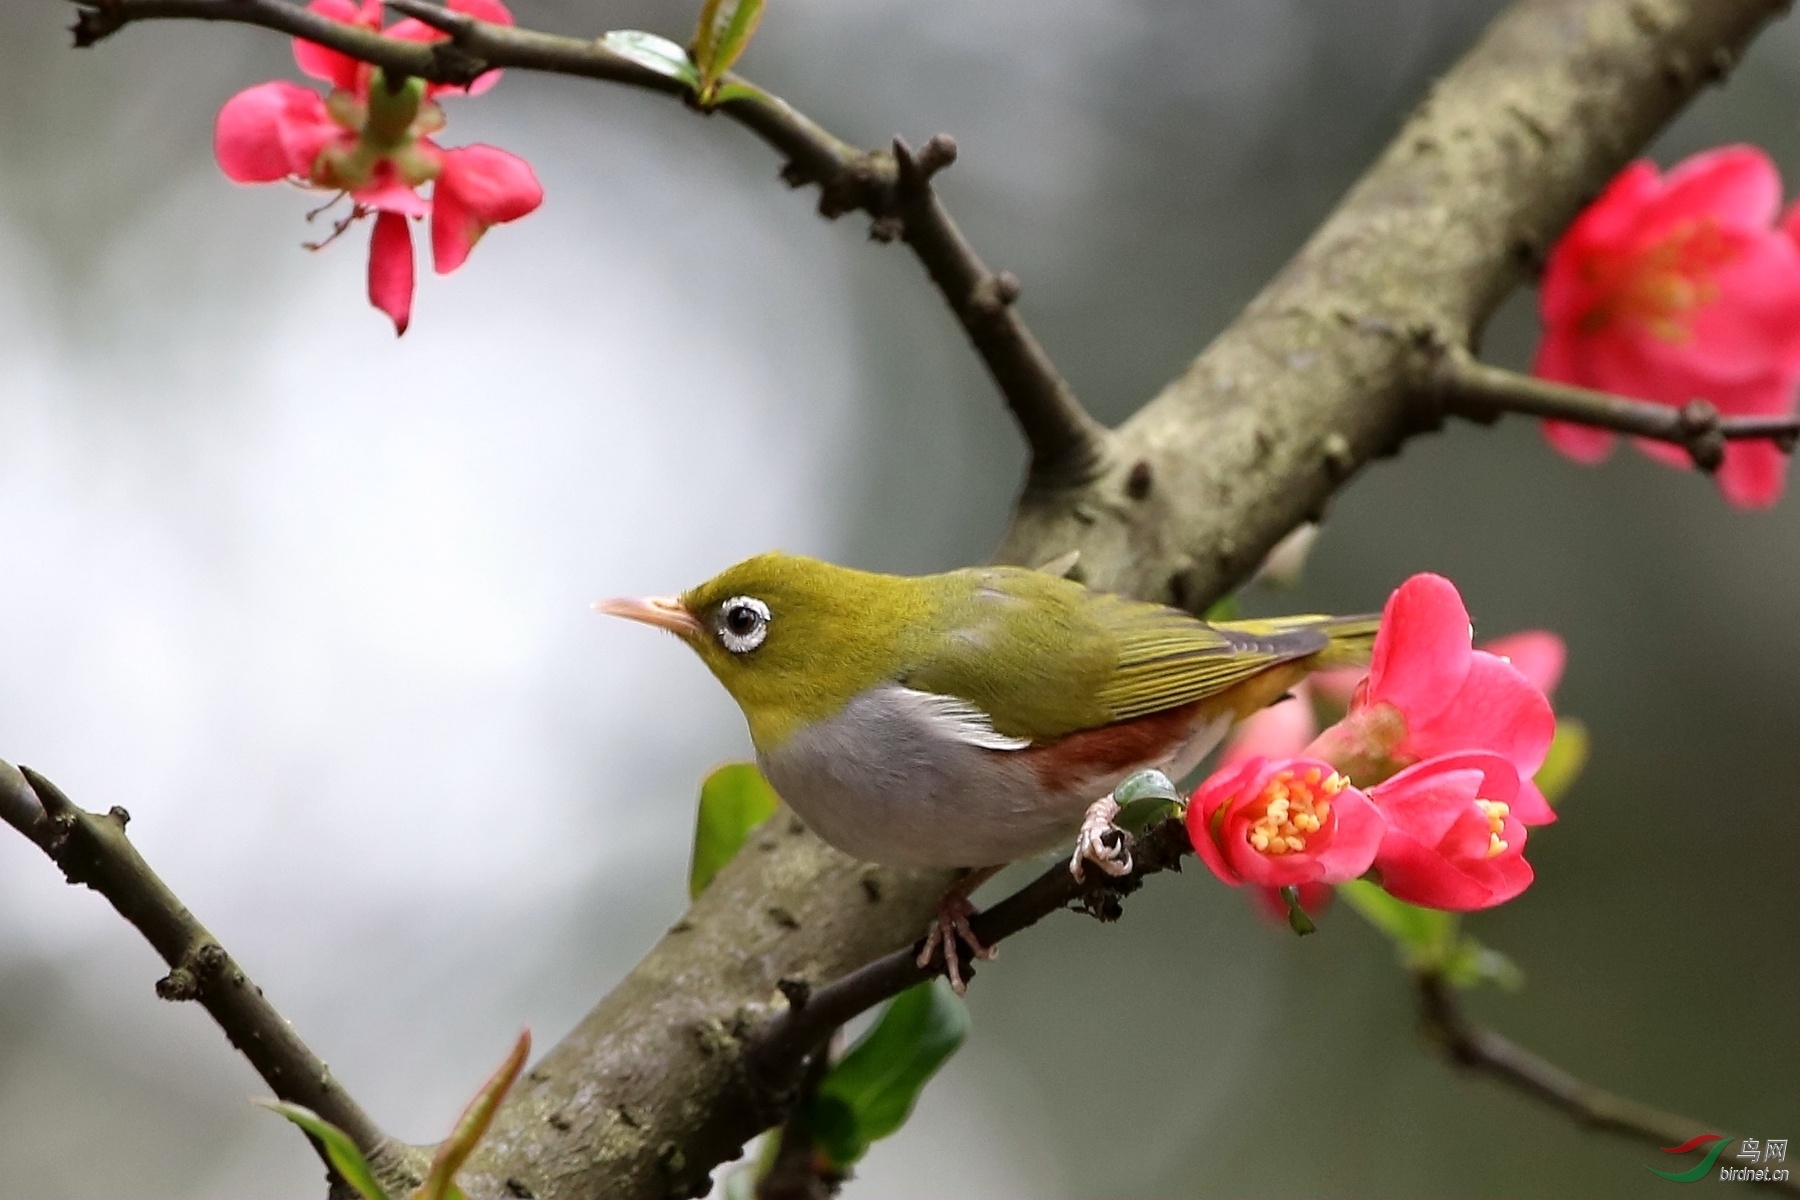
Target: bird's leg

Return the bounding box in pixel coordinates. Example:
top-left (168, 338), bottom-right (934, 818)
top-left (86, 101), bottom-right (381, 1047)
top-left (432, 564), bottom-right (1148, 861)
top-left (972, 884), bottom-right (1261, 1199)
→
top-left (916, 864), bottom-right (1004, 995)
top-left (1069, 792), bottom-right (1133, 882)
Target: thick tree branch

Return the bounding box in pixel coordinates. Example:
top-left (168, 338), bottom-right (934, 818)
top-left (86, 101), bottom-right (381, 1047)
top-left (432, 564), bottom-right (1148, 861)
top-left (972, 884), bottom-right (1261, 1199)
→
top-left (0, 759), bottom-right (422, 1194)
top-left (1434, 347), bottom-right (1800, 468)
top-left (1417, 973), bottom-right (1800, 1197)
top-left (68, 0), bottom-right (1107, 484)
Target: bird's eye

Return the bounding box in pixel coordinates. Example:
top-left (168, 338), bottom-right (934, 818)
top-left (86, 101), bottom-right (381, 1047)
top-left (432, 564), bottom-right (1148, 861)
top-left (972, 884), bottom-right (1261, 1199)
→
top-left (717, 596), bottom-right (770, 654)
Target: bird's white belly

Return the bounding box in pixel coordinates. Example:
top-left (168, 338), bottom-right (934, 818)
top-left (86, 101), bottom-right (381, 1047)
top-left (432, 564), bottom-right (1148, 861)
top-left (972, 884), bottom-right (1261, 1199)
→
top-left (757, 685), bottom-right (1092, 868)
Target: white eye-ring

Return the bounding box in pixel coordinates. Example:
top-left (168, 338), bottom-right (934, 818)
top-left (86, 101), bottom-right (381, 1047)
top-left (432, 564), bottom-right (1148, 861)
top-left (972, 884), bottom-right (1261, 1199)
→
top-left (717, 595), bottom-right (770, 654)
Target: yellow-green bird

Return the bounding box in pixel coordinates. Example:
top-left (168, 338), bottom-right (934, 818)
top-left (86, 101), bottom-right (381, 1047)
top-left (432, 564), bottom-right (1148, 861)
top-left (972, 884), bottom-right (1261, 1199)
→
top-left (599, 552), bottom-right (1375, 986)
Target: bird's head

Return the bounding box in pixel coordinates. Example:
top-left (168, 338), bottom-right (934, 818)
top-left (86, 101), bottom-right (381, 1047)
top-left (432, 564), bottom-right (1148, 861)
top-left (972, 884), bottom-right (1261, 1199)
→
top-left (597, 552), bottom-right (923, 747)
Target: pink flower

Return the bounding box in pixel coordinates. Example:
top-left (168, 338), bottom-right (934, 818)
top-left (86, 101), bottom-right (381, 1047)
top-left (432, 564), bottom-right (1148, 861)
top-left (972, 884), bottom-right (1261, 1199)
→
top-left (1304, 574), bottom-right (1557, 826)
top-left (1366, 752), bottom-right (1534, 911)
top-left (1219, 626), bottom-right (1566, 781)
top-left (211, 0), bottom-right (541, 333)
top-left (1186, 756), bottom-right (1385, 890)
top-left (1534, 145), bottom-right (1800, 508)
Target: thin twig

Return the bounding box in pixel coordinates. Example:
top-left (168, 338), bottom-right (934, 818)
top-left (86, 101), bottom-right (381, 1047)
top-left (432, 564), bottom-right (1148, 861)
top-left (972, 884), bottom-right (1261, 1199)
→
top-left (1434, 348), bottom-right (1800, 470)
top-left (748, 818), bottom-right (1189, 1080)
top-left (888, 135), bottom-right (1109, 486)
top-left (0, 759), bottom-right (416, 1190)
top-left (754, 1041), bottom-right (843, 1200)
top-left (1417, 972), bottom-right (1800, 1197)
top-left (68, 0), bottom-right (1107, 483)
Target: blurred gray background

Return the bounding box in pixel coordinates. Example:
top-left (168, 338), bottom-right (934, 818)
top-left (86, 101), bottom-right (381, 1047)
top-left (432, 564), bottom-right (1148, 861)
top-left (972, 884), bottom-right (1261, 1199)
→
top-left (0, 1), bottom-right (1794, 1196)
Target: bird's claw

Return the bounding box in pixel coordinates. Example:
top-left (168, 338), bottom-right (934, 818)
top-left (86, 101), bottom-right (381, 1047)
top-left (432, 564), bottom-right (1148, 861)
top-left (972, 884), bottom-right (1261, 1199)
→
top-left (1070, 793), bottom-right (1133, 883)
top-left (917, 892), bottom-right (995, 996)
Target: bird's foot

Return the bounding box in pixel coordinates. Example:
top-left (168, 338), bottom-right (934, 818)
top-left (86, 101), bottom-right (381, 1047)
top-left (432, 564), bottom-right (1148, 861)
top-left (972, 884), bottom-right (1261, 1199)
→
top-left (917, 884), bottom-right (998, 996)
top-left (1069, 793), bottom-right (1133, 883)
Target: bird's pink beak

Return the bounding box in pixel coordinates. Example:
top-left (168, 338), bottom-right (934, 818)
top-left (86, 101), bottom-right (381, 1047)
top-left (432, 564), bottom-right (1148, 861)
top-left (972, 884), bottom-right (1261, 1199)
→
top-left (594, 594), bottom-right (703, 639)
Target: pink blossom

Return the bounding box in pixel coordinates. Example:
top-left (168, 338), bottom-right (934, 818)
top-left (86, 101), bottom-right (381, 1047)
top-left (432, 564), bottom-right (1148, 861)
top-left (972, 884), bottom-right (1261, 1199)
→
top-left (1304, 574), bottom-right (1557, 825)
top-left (1186, 756), bottom-right (1385, 890)
top-left (211, 0), bottom-right (541, 333)
top-left (1534, 145), bottom-right (1800, 508)
top-left (1366, 752), bottom-right (1534, 911)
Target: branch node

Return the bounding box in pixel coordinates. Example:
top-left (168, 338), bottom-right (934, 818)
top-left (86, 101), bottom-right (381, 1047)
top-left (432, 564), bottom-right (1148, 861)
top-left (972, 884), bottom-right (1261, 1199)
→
top-left (1677, 399), bottom-right (1726, 471)
top-left (776, 977), bottom-right (811, 1010)
top-left (915, 133), bottom-right (958, 178)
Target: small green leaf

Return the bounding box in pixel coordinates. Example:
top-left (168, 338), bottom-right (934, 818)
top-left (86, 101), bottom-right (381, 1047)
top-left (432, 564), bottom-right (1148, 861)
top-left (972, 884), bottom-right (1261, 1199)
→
top-left (691, 763), bottom-right (782, 898)
top-left (1203, 594), bottom-right (1239, 622)
top-left (1440, 937), bottom-right (1524, 991)
top-left (600, 30), bottom-right (700, 90)
top-left (418, 1030), bottom-right (531, 1200)
top-left (1339, 878), bottom-right (1457, 966)
top-left (803, 980), bottom-right (969, 1167)
top-left (1534, 717), bottom-right (1589, 808)
top-left (256, 1100), bottom-right (391, 1200)
top-left (692, 0), bottom-right (765, 103)
top-left (1112, 768), bottom-right (1180, 833)
top-left (709, 79), bottom-right (771, 106)
top-left (1278, 885), bottom-right (1317, 936)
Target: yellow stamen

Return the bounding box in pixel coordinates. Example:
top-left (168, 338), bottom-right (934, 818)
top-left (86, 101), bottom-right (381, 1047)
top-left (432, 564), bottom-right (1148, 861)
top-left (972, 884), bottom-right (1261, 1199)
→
top-left (1240, 767), bottom-right (1348, 858)
top-left (1487, 833), bottom-right (1508, 858)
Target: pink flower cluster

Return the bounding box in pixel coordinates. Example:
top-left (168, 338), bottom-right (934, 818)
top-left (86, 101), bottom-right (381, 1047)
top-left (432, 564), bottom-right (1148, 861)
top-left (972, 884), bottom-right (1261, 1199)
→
top-left (1535, 146), bottom-right (1800, 508)
top-left (213, 0), bottom-right (543, 333)
top-left (1187, 574), bottom-right (1560, 913)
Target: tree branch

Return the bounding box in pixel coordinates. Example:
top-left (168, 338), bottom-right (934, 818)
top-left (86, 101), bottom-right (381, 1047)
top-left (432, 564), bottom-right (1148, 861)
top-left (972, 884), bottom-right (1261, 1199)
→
top-left (67, 0), bottom-right (1108, 484)
top-left (1434, 347), bottom-right (1800, 469)
top-left (0, 759), bottom-right (422, 1194)
top-left (1416, 972), bottom-right (1800, 1197)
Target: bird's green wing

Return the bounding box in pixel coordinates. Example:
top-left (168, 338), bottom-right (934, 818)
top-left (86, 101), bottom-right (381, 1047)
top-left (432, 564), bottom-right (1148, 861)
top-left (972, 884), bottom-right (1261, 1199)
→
top-left (1095, 606), bottom-right (1340, 721)
top-left (897, 567), bottom-right (1362, 741)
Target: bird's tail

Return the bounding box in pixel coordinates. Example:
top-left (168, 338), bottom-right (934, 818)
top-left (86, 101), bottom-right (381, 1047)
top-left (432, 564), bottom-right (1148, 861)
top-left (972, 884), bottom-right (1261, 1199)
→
top-left (1251, 612), bottom-right (1381, 669)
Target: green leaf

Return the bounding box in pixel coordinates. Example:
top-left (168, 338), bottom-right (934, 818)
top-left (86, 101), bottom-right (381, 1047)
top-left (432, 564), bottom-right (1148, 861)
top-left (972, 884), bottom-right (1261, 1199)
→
top-left (692, 0), bottom-right (765, 103)
top-left (418, 1030), bottom-right (531, 1200)
top-left (691, 763), bottom-right (782, 898)
top-left (709, 79), bottom-right (771, 105)
top-left (1440, 937), bottom-right (1524, 991)
top-left (600, 30), bottom-right (700, 90)
top-left (256, 1100), bottom-right (391, 1200)
top-left (1534, 717), bottom-right (1589, 808)
top-left (1338, 878), bottom-right (1456, 966)
top-left (1112, 768), bottom-right (1180, 834)
top-left (1203, 594), bottom-right (1239, 622)
top-left (803, 980), bottom-right (970, 1167)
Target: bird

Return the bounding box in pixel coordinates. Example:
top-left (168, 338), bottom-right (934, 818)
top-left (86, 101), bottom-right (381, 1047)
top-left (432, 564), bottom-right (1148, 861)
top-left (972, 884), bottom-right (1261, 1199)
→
top-left (598, 551), bottom-right (1377, 990)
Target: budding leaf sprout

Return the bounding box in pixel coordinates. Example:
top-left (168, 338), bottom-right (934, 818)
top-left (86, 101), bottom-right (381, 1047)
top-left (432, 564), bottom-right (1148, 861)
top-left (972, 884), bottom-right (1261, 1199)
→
top-left (256, 1030), bottom-right (532, 1200)
top-left (691, 0), bottom-right (765, 105)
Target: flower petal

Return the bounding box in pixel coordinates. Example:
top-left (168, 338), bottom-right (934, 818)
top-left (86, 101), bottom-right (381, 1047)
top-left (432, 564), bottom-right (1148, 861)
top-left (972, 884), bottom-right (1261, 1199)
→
top-left (294, 0), bottom-right (381, 93)
top-left (1308, 785), bottom-right (1384, 882)
top-left (1220, 689), bottom-right (1318, 771)
top-left (1642, 145), bottom-right (1782, 237)
top-left (1716, 436), bottom-right (1791, 509)
top-left (215, 81), bottom-right (338, 182)
top-left (1481, 631), bottom-right (1565, 697)
top-left (430, 145), bottom-right (543, 274)
top-left (1373, 831), bottom-right (1496, 911)
top-left (1403, 650), bottom-right (1556, 779)
top-left (368, 210), bottom-right (415, 335)
top-left (1365, 573), bottom-right (1473, 727)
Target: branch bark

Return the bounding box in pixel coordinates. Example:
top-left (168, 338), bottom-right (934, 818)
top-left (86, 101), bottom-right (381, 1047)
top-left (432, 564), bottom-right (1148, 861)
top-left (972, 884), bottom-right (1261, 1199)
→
top-left (0, 760), bottom-right (424, 1192)
top-left (1434, 346), bottom-right (1800, 468)
top-left (1417, 973), bottom-right (1800, 1198)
